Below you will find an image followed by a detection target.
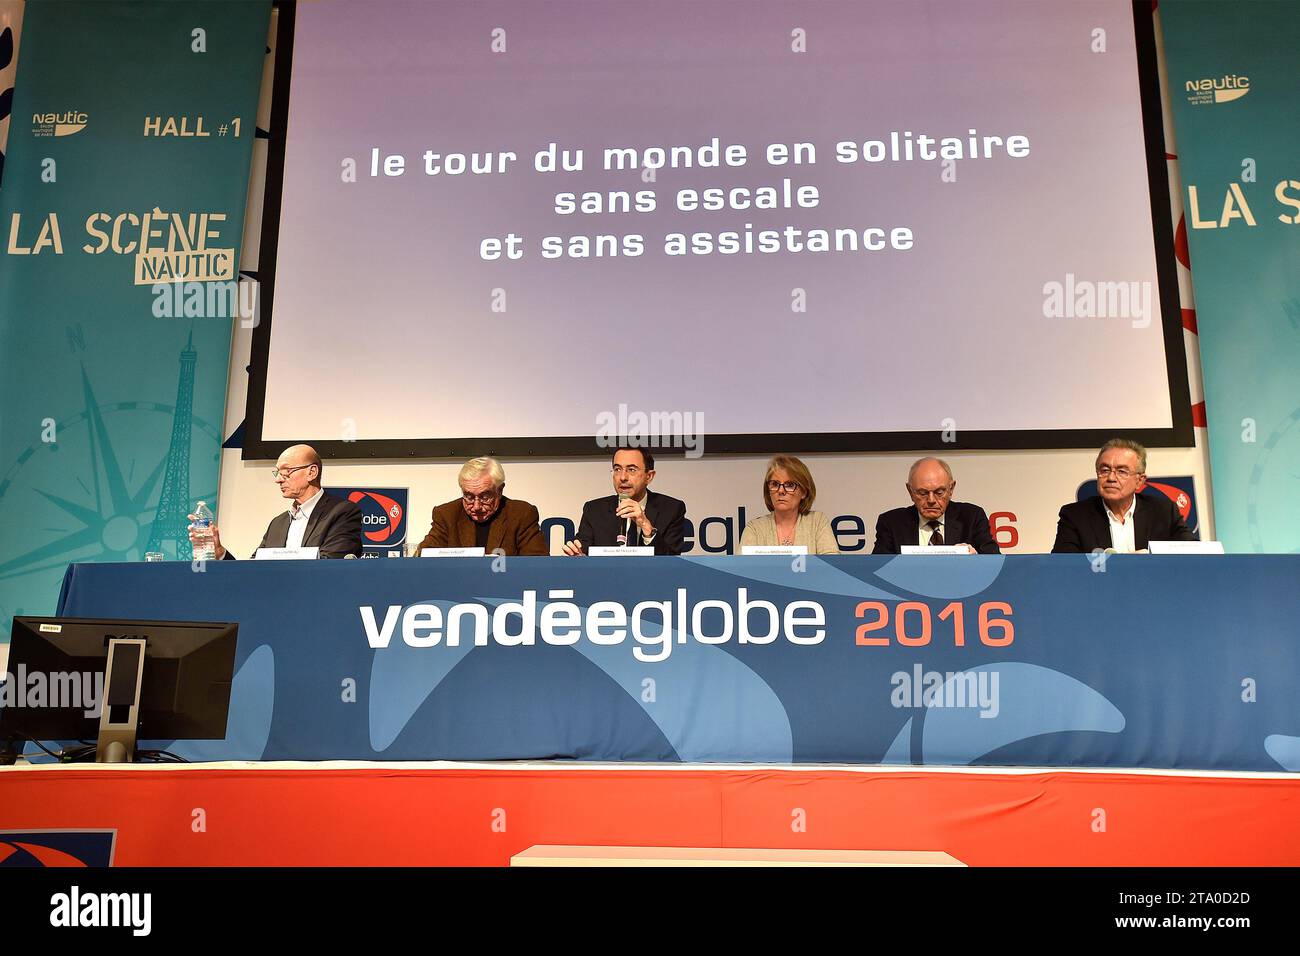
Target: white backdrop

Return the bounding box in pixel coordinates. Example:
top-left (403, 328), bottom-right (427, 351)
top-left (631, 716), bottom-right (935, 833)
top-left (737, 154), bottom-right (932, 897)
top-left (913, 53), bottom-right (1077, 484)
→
top-left (213, 5), bottom-right (1213, 557)
top-left (261, 0), bottom-right (1178, 444)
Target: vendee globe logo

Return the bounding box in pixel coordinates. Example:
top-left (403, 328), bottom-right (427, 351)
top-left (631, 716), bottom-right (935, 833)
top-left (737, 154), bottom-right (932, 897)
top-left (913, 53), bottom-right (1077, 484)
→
top-left (1184, 74), bottom-right (1250, 106)
top-left (1144, 481), bottom-right (1194, 524)
top-left (325, 487), bottom-right (408, 551)
top-left (32, 109), bottom-right (89, 137)
top-left (352, 491), bottom-right (403, 543)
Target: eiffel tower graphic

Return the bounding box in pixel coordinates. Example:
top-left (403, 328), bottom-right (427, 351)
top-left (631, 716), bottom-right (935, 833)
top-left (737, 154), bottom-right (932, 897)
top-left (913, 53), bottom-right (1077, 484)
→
top-left (146, 330), bottom-right (199, 558)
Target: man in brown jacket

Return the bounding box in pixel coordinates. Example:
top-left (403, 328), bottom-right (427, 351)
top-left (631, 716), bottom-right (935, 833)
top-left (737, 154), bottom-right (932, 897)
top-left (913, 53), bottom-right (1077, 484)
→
top-left (414, 456), bottom-right (548, 556)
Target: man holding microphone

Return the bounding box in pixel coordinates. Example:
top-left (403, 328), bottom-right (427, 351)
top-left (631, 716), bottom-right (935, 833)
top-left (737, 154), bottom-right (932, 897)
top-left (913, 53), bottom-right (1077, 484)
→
top-left (563, 447), bottom-right (687, 555)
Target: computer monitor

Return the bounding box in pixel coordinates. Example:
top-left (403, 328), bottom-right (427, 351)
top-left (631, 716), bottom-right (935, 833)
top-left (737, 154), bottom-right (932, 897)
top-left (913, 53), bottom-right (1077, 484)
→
top-left (0, 616), bottom-right (238, 764)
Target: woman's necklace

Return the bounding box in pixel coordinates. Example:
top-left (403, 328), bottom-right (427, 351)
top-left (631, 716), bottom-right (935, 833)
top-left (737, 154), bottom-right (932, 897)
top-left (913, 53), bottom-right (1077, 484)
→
top-left (776, 516), bottom-right (798, 546)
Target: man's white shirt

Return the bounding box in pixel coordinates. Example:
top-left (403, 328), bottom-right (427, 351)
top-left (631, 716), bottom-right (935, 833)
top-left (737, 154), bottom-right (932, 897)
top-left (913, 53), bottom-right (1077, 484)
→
top-left (1105, 496), bottom-right (1137, 553)
top-left (286, 487), bottom-right (325, 550)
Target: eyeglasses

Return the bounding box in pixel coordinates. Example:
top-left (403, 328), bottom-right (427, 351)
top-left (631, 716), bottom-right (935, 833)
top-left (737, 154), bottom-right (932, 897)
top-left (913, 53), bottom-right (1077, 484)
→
top-left (909, 484), bottom-right (953, 501)
top-left (612, 465), bottom-right (644, 477)
top-left (767, 480), bottom-right (802, 494)
top-left (272, 464), bottom-right (313, 480)
top-left (1096, 466), bottom-right (1141, 479)
top-left (461, 490), bottom-right (500, 506)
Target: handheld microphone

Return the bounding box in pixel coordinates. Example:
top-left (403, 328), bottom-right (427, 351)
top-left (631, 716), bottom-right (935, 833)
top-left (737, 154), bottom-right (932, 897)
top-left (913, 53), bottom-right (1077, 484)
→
top-left (616, 492), bottom-right (630, 546)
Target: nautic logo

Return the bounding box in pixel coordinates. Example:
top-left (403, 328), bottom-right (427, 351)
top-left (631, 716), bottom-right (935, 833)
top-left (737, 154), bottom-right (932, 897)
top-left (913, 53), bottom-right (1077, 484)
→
top-left (32, 109), bottom-right (89, 137)
top-left (1185, 74), bottom-right (1249, 106)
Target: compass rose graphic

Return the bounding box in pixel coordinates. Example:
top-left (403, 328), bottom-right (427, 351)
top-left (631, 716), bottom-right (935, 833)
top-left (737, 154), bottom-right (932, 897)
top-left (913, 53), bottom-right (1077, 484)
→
top-left (0, 334), bottom-right (221, 633)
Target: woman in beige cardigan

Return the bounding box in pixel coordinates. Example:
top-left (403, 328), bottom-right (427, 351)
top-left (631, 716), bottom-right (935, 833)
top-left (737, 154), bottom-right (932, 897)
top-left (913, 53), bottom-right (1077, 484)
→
top-left (739, 455), bottom-right (839, 554)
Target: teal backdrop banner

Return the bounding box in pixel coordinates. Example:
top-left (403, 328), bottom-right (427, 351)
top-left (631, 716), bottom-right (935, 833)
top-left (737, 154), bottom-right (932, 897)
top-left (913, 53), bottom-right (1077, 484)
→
top-left (0, 0), bottom-right (270, 636)
top-left (1161, 0), bottom-right (1300, 553)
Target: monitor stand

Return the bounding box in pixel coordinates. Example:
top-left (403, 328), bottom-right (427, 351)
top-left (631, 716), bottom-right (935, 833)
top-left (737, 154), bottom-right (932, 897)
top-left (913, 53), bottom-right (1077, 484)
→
top-left (96, 637), bottom-right (147, 763)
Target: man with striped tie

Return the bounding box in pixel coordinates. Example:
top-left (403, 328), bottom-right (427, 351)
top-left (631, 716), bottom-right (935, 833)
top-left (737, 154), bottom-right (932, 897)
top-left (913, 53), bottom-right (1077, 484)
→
top-left (871, 457), bottom-right (1001, 555)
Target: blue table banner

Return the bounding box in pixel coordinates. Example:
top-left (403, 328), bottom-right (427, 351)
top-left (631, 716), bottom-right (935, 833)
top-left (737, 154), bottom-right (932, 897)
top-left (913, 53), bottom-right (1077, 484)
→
top-left (45, 555), bottom-right (1300, 771)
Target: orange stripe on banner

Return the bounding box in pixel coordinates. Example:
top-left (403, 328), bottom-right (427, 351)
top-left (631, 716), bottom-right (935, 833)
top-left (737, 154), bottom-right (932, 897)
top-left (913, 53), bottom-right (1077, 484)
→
top-left (1, 766), bottom-right (1298, 866)
top-left (1182, 308), bottom-right (1198, 333)
top-left (1192, 402), bottom-right (1207, 427)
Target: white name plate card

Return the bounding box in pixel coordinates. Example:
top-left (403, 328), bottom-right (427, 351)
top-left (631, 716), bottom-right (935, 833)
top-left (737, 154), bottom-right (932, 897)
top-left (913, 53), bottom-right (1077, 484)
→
top-left (900, 545), bottom-right (970, 555)
top-left (254, 547), bottom-right (320, 560)
top-left (588, 546), bottom-right (655, 557)
top-left (1147, 540), bottom-right (1225, 555)
top-left (740, 545), bottom-right (808, 556)
top-left (421, 547), bottom-right (487, 557)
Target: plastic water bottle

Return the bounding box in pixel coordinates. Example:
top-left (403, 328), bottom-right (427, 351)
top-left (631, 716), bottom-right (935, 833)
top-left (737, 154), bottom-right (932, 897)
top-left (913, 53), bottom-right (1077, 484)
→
top-left (192, 501), bottom-right (216, 561)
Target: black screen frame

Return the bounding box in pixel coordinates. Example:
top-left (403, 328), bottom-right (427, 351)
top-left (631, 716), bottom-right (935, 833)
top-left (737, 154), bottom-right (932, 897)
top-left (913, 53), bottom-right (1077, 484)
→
top-left (241, 0), bottom-right (1192, 462)
top-left (0, 616), bottom-right (238, 743)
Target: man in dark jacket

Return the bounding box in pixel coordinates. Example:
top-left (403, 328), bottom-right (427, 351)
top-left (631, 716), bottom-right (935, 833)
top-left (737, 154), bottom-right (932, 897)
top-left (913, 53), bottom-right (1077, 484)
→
top-left (1052, 438), bottom-right (1194, 553)
top-left (563, 447), bottom-right (687, 555)
top-left (189, 444), bottom-right (363, 559)
top-left (872, 457), bottom-right (1000, 554)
